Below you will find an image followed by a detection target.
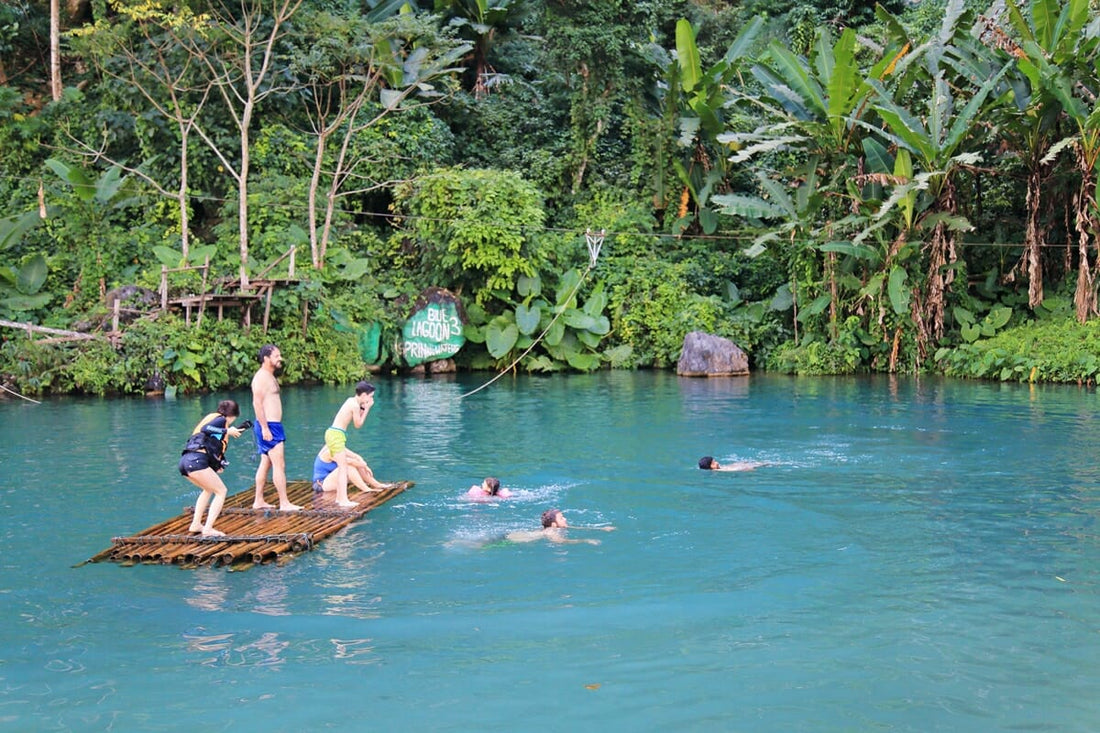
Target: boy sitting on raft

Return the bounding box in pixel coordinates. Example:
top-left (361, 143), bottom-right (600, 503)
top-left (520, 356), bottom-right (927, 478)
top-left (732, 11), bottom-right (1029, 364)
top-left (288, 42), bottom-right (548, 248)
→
top-left (313, 444), bottom-right (391, 496)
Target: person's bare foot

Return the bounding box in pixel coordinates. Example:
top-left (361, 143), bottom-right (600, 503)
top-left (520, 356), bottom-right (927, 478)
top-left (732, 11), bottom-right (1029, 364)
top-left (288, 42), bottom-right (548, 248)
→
top-left (337, 500), bottom-right (359, 508)
top-left (253, 501), bottom-right (276, 510)
top-left (279, 502), bottom-right (302, 512)
top-left (187, 524), bottom-right (203, 533)
top-left (201, 528), bottom-right (226, 538)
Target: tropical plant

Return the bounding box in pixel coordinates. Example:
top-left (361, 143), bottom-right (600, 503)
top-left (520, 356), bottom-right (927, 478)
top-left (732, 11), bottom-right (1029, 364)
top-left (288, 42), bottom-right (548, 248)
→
top-left (462, 269), bottom-right (614, 371)
top-left (42, 158), bottom-right (146, 310)
top-left (654, 17), bottom-right (764, 235)
top-left (717, 24), bottom-right (884, 346)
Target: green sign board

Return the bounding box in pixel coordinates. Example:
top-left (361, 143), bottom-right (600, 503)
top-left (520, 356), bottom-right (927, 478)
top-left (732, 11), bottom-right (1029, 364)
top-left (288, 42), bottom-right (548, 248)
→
top-left (402, 299), bottom-right (465, 367)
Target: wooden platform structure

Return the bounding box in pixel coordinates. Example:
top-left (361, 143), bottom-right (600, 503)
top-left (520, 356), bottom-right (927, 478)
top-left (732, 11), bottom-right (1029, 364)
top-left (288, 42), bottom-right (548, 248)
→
top-left (86, 479), bottom-right (411, 568)
top-left (159, 246), bottom-right (300, 333)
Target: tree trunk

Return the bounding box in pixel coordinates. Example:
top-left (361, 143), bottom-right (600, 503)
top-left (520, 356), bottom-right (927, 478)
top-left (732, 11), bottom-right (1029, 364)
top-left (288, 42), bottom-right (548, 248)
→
top-left (1073, 187), bottom-right (1096, 323)
top-left (827, 251), bottom-right (837, 340)
top-left (925, 181), bottom-right (959, 342)
top-left (179, 124), bottom-right (192, 258)
top-left (308, 133), bottom-right (327, 268)
top-left (50, 0), bottom-right (62, 101)
top-left (1025, 165), bottom-right (1044, 308)
top-left (238, 100), bottom-right (253, 289)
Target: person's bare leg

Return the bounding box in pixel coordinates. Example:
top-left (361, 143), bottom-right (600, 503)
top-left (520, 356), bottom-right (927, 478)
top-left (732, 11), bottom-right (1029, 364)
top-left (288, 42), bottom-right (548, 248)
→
top-left (253, 454), bottom-right (275, 509)
top-left (188, 470), bottom-right (227, 536)
top-left (334, 451), bottom-right (357, 507)
top-left (188, 477), bottom-right (212, 532)
top-left (268, 443), bottom-right (300, 511)
top-left (347, 465), bottom-right (381, 492)
top-left (202, 487), bottom-right (227, 537)
top-left (346, 451), bottom-right (385, 490)
top-left (359, 466), bottom-right (385, 491)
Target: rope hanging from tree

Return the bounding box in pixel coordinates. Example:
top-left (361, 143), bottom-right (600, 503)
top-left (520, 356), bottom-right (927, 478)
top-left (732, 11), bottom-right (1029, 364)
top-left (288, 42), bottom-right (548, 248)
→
top-left (459, 228), bottom-right (606, 400)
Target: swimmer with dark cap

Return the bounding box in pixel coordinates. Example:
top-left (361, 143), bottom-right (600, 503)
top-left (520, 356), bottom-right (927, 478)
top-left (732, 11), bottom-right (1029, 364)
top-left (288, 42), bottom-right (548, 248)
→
top-left (699, 455), bottom-right (762, 471)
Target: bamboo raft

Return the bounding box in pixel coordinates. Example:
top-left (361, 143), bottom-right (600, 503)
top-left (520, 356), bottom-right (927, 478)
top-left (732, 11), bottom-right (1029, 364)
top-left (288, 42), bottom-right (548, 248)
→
top-left (86, 479), bottom-right (412, 568)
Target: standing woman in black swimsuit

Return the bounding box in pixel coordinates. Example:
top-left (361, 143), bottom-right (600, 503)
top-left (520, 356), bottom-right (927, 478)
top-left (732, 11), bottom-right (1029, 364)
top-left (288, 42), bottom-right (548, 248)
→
top-left (178, 400), bottom-right (246, 537)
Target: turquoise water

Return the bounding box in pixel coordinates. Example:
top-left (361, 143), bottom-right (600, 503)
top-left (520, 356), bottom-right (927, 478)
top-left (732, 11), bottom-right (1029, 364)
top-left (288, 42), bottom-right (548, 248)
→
top-left (1, 372), bottom-right (1098, 731)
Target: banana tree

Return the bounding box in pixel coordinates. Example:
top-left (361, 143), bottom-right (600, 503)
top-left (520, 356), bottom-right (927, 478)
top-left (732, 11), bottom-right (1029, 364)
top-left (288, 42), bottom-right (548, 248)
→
top-left (433, 0), bottom-right (532, 97)
top-left (744, 26), bottom-right (873, 155)
top-left (713, 158), bottom-right (829, 342)
top-left (984, 0), bottom-right (1092, 309)
top-left (717, 25), bottom-right (887, 343)
top-left (1002, 0), bottom-right (1100, 321)
top-left (678, 17), bottom-right (763, 232)
top-left (861, 48), bottom-right (1011, 349)
top-left (641, 17), bottom-right (763, 233)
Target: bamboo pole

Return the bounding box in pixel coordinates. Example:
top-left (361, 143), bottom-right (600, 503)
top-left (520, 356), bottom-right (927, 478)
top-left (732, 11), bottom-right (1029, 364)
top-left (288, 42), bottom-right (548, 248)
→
top-left (0, 319), bottom-right (98, 340)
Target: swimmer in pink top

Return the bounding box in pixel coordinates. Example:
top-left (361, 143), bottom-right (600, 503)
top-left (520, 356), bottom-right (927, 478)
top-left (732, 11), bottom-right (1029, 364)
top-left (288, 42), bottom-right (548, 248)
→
top-left (466, 477), bottom-right (512, 500)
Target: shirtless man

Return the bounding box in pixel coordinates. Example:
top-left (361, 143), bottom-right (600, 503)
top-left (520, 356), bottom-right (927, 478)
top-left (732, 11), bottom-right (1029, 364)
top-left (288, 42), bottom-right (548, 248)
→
top-left (505, 509), bottom-right (615, 545)
top-left (323, 381), bottom-right (375, 508)
top-left (251, 344), bottom-right (300, 511)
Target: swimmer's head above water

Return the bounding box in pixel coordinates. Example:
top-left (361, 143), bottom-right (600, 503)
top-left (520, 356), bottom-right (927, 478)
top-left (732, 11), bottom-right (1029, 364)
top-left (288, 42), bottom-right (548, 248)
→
top-left (541, 509), bottom-right (567, 528)
top-left (698, 456), bottom-right (720, 470)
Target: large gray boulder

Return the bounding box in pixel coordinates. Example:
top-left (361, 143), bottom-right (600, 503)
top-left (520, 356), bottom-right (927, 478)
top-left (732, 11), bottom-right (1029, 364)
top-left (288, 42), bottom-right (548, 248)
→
top-left (676, 331), bottom-right (749, 376)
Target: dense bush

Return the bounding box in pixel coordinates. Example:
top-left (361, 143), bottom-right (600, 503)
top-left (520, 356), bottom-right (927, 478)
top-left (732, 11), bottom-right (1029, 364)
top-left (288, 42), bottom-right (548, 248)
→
top-left (935, 314), bottom-right (1100, 384)
top-left (766, 336), bottom-right (862, 375)
top-left (0, 306), bottom-right (373, 396)
top-left (388, 168), bottom-right (547, 303)
top-left (606, 259), bottom-right (733, 367)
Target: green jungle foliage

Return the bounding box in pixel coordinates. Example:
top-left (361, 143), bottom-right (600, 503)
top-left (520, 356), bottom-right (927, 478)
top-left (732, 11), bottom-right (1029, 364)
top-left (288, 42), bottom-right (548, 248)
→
top-left (935, 298), bottom-right (1100, 383)
top-left (6, 0), bottom-right (1100, 393)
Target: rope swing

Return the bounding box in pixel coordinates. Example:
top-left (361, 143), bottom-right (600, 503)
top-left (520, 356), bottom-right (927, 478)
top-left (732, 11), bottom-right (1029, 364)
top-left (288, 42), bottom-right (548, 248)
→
top-left (0, 383), bottom-right (41, 404)
top-left (459, 228), bottom-right (606, 400)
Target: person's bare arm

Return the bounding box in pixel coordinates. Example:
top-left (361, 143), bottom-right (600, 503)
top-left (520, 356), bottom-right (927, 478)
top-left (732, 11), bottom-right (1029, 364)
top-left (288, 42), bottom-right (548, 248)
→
top-left (351, 398), bottom-right (367, 429)
top-left (252, 375), bottom-right (272, 439)
top-left (352, 394), bottom-right (373, 429)
top-left (549, 536), bottom-right (601, 545)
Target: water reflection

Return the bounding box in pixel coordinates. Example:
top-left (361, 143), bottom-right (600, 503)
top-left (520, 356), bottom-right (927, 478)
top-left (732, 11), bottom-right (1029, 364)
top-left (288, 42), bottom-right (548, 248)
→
top-left (390, 378), bottom-right (465, 471)
top-left (330, 637), bottom-right (380, 665)
top-left (183, 629), bottom-right (289, 669)
top-left (250, 570), bottom-right (290, 617)
top-left (238, 632), bottom-right (289, 668)
top-left (185, 570), bottom-right (229, 612)
top-left (316, 532), bottom-right (382, 618)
